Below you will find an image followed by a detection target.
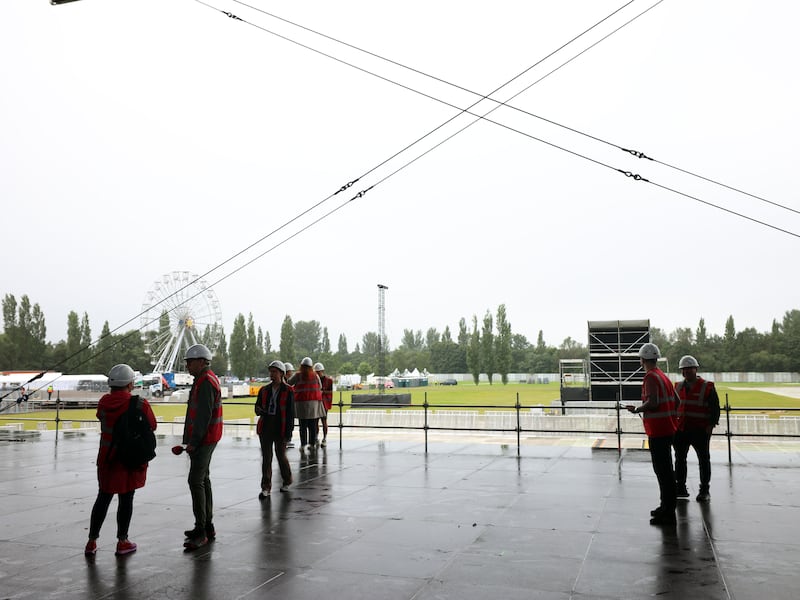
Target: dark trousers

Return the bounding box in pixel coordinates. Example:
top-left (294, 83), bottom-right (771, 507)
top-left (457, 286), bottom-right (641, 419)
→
top-left (674, 427), bottom-right (711, 491)
top-left (649, 434), bottom-right (676, 511)
top-left (320, 415), bottom-right (328, 438)
top-left (188, 442), bottom-right (217, 529)
top-left (259, 431), bottom-right (292, 490)
top-left (299, 419), bottom-right (317, 446)
top-left (89, 490), bottom-right (135, 540)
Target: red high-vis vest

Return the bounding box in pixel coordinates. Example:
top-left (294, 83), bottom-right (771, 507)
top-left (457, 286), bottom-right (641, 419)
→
top-left (256, 383), bottom-right (292, 437)
top-left (676, 378), bottom-right (714, 430)
top-left (640, 368), bottom-right (678, 438)
top-left (320, 375), bottom-right (333, 410)
top-left (186, 369), bottom-right (223, 445)
top-left (294, 374), bottom-right (322, 404)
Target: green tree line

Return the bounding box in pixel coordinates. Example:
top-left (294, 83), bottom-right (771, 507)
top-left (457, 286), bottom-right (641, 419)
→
top-left (0, 293), bottom-right (228, 378)
top-left (3, 292), bottom-right (800, 382)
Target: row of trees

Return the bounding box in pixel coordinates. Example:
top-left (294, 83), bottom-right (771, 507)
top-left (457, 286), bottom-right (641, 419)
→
top-left (650, 313), bottom-right (800, 373)
top-left (4, 292), bottom-right (800, 384)
top-left (1, 294), bottom-right (150, 378)
top-left (0, 294), bottom-right (227, 380)
top-left (197, 306), bottom-right (800, 383)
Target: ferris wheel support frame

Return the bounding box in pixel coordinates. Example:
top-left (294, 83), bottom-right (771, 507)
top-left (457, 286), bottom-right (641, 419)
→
top-left (141, 271), bottom-right (223, 375)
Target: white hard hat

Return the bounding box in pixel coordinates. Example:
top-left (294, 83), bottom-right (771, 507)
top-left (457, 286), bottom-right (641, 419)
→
top-left (268, 360), bottom-right (285, 373)
top-left (108, 364), bottom-right (135, 387)
top-left (184, 344), bottom-right (212, 361)
top-left (300, 357), bottom-right (313, 367)
top-left (679, 355), bottom-right (699, 369)
top-left (313, 362), bottom-right (325, 372)
top-left (638, 343), bottom-right (660, 360)
top-left (283, 362), bottom-right (294, 372)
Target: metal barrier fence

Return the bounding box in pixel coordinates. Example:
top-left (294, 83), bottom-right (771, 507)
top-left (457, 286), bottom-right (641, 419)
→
top-left (321, 392), bottom-right (800, 462)
top-left (1, 392), bottom-right (799, 464)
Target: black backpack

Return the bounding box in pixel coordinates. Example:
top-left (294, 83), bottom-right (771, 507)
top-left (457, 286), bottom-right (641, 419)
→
top-left (111, 395), bottom-right (157, 469)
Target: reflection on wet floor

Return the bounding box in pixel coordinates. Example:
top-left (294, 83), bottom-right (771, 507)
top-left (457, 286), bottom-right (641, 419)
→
top-left (0, 433), bottom-right (798, 599)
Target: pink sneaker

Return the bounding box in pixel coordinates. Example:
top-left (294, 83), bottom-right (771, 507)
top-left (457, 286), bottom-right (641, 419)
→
top-left (115, 539), bottom-right (137, 556)
top-left (84, 539), bottom-right (97, 556)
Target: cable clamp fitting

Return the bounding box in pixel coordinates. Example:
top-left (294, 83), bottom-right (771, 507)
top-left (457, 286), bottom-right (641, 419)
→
top-left (350, 186), bottom-right (374, 201)
top-left (223, 11), bottom-right (243, 21)
top-left (335, 179), bottom-right (359, 195)
top-left (617, 169), bottom-right (649, 182)
top-left (621, 147), bottom-right (652, 160)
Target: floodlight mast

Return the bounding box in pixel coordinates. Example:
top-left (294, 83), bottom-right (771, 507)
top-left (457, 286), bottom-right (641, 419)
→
top-left (377, 284), bottom-right (388, 392)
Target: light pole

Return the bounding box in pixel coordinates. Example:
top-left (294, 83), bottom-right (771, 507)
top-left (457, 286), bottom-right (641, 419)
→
top-left (377, 284), bottom-right (388, 392)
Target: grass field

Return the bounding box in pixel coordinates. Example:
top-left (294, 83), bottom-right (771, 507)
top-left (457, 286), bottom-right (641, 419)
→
top-left (3, 382), bottom-right (799, 431)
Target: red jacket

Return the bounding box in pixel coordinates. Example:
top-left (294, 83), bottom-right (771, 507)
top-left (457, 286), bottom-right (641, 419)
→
top-left (676, 377), bottom-right (720, 430)
top-left (184, 368), bottom-right (223, 446)
top-left (96, 390), bottom-right (157, 494)
top-left (640, 368), bottom-right (678, 438)
top-left (290, 371), bottom-right (325, 419)
top-left (320, 375), bottom-right (334, 410)
top-left (255, 382), bottom-right (295, 438)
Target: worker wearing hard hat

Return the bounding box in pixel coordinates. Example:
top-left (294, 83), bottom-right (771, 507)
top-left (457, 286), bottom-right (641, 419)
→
top-left (626, 343), bottom-right (678, 525)
top-left (255, 360), bottom-right (295, 497)
top-left (314, 362), bottom-right (333, 447)
top-left (674, 355), bottom-right (720, 503)
top-left (84, 364), bottom-right (157, 557)
top-left (283, 362), bottom-right (296, 448)
top-left (182, 343), bottom-right (223, 551)
top-left (287, 357), bottom-right (325, 450)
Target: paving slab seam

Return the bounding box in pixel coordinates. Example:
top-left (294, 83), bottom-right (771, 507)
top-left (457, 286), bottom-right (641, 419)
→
top-left (403, 526), bottom-right (491, 600)
top-left (232, 570), bottom-right (285, 599)
top-left (699, 508), bottom-right (733, 600)
top-left (569, 525), bottom-right (600, 598)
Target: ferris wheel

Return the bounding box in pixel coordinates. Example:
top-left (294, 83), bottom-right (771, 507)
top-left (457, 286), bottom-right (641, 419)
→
top-left (140, 271), bottom-right (223, 373)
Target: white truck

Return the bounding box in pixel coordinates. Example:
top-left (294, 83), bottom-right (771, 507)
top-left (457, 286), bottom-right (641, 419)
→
top-left (139, 372), bottom-right (195, 397)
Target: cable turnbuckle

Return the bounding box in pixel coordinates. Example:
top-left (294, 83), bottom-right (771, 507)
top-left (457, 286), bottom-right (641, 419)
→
top-left (223, 11), bottom-right (242, 21)
top-left (350, 186), bottom-right (374, 201)
top-left (621, 147), bottom-right (652, 160)
top-left (335, 179), bottom-right (359, 195)
top-left (617, 169), bottom-right (648, 182)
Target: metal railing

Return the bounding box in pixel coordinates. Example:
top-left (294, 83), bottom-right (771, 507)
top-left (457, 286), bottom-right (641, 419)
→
top-left (2, 392), bottom-right (800, 464)
top-left (325, 392), bottom-right (800, 463)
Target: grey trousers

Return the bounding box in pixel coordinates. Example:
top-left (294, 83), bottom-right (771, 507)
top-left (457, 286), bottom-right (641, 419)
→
top-left (187, 442), bottom-right (217, 529)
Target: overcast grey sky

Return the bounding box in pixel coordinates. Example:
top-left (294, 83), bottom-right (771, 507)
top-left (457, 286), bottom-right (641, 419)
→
top-left (2, 0), bottom-right (799, 355)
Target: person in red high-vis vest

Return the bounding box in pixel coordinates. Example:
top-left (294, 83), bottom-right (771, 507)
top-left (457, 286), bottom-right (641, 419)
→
top-left (626, 343), bottom-right (678, 526)
top-left (182, 344), bottom-right (223, 550)
top-left (674, 355), bottom-right (720, 503)
top-left (314, 362), bottom-right (333, 447)
top-left (288, 357), bottom-right (324, 450)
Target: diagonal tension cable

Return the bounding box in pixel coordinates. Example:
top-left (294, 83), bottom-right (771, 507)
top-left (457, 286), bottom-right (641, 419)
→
top-left (230, 0), bottom-right (800, 218)
top-left (198, 0), bottom-right (800, 238)
top-left (7, 0), bottom-right (792, 403)
top-left (2, 0), bottom-right (642, 402)
top-left (194, 0), bottom-right (640, 181)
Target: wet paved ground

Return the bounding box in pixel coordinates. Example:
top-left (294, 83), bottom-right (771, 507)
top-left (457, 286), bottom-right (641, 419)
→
top-left (0, 431), bottom-right (798, 599)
